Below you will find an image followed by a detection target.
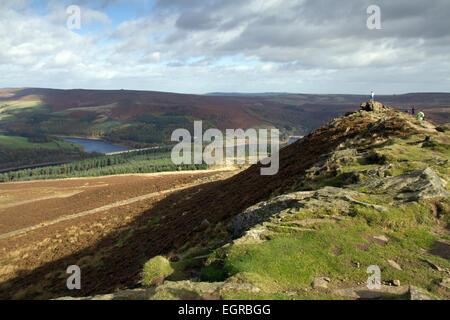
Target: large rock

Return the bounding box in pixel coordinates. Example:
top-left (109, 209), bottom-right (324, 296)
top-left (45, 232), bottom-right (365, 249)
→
top-left (356, 167), bottom-right (449, 201)
top-left (56, 280), bottom-right (261, 300)
top-left (334, 285), bottom-right (434, 300)
top-left (311, 277), bottom-right (331, 289)
top-left (305, 149), bottom-right (358, 181)
top-left (151, 280), bottom-right (260, 300)
top-left (227, 193), bottom-right (298, 239)
top-left (360, 101), bottom-right (388, 112)
top-left (409, 286), bottom-right (435, 300)
top-left (387, 259), bottom-right (402, 271)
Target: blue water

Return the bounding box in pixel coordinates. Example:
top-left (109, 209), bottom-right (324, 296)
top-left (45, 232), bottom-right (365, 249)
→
top-left (62, 138), bottom-right (131, 154)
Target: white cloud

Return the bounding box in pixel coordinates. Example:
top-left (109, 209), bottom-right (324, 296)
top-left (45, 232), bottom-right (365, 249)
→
top-left (48, 50), bottom-right (82, 68)
top-left (0, 0), bottom-right (449, 93)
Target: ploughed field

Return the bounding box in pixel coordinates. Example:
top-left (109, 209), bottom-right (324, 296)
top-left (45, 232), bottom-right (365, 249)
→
top-left (0, 169), bottom-right (239, 299)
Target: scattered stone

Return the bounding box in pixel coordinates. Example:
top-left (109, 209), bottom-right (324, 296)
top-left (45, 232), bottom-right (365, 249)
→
top-left (373, 235), bottom-right (390, 244)
top-left (312, 277), bottom-right (330, 289)
top-left (392, 280), bottom-right (401, 287)
top-left (361, 164), bottom-right (393, 179)
top-left (423, 259), bottom-right (444, 272)
top-left (387, 259), bottom-right (402, 271)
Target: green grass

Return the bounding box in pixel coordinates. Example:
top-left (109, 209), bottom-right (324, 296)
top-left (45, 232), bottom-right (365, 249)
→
top-left (378, 135), bottom-right (449, 163)
top-left (200, 199), bottom-right (448, 299)
top-left (347, 202), bottom-right (435, 230)
top-left (142, 256), bottom-right (174, 287)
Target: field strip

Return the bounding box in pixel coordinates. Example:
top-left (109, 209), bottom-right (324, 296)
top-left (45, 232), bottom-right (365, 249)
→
top-left (0, 184), bottom-right (194, 241)
top-left (0, 166), bottom-right (237, 185)
top-left (0, 191), bottom-right (83, 210)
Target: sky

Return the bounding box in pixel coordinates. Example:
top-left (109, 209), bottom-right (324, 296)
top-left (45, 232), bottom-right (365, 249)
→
top-left (1, 0), bottom-right (450, 94)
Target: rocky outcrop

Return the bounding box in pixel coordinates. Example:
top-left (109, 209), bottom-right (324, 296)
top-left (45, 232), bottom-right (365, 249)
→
top-left (305, 149), bottom-right (358, 179)
top-left (360, 101), bottom-right (389, 113)
top-left (151, 280), bottom-right (260, 300)
top-left (227, 193), bottom-right (298, 239)
top-left (227, 186), bottom-right (387, 240)
top-left (356, 167), bottom-right (449, 201)
top-left (56, 280), bottom-right (260, 300)
top-left (409, 286), bottom-right (436, 300)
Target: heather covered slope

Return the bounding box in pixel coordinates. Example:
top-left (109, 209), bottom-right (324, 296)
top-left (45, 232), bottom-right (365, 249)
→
top-left (1, 101), bottom-right (449, 300)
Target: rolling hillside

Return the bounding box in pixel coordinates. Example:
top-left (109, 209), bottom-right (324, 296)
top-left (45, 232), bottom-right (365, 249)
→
top-left (1, 88), bottom-right (449, 149)
top-left (1, 101), bottom-right (448, 300)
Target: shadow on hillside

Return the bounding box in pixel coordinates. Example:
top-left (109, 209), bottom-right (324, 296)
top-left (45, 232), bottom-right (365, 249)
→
top-left (428, 240), bottom-right (450, 260)
top-left (0, 146), bottom-right (310, 299)
top-left (0, 175), bottom-right (261, 299)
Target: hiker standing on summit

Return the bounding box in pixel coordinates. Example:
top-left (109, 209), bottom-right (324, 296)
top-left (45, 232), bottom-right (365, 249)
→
top-left (370, 91), bottom-right (375, 101)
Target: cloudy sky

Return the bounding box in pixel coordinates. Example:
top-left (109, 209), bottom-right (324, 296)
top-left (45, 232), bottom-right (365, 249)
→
top-left (1, 0), bottom-right (449, 94)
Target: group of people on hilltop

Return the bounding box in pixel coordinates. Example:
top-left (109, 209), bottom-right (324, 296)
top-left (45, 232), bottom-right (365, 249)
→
top-left (370, 90), bottom-right (424, 121)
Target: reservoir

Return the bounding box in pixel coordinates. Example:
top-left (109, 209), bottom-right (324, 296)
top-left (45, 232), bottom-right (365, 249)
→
top-left (61, 137), bottom-right (131, 154)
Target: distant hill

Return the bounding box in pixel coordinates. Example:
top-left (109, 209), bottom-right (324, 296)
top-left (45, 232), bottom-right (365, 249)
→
top-left (205, 92), bottom-right (293, 97)
top-left (0, 88), bottom-right (449, 150)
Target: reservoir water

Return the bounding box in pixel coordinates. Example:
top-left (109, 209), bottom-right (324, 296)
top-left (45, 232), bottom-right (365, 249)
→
top-left (62, 137), bottom-right (131, 154)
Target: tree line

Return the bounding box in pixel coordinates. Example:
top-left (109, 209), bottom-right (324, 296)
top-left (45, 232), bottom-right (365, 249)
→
top-left (0, 147), bottom-right (207, 182)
